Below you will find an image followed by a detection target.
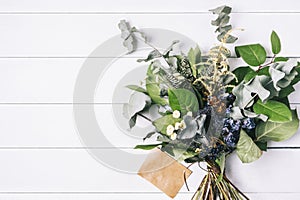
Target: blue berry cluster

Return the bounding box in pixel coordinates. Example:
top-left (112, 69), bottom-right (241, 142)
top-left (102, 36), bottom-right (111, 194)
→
top-left (222, 118), bottom-right (241, 148)
top-left (206, 142), bottom-right (225, 161)
top-left (221, 117), bottom-right (256, 148)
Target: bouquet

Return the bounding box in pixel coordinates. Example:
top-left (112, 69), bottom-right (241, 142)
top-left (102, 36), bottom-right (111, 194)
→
top-left (120, 5), bottom-right (300, 200)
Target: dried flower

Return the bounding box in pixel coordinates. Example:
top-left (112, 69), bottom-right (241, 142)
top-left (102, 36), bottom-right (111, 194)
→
top-left (170, 133), bottom-right (177, 140)
top-left (172, 110), bottom-right (180, 118)
top-left (166, 125), bottom-right (175, 136)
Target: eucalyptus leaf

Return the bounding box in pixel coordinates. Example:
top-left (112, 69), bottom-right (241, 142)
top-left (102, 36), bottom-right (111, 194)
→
top-left (269, 66), bottom-right (285, 91)
top-left (271, 31), bottom-right (281, 54)
top-left (209, 5), bottom-right (232, 15)
top-left (168, 88), bottom-right (199, 115)
top-left (270, 59), bottom-right (298, 90)
top-left (137, 50), bottom-right (161, 62)
top-left (232, 81), bottom-right (254, 108)
top-left (126, 85), bottom-right (147, 94)
top-left (163, 40), bottom-right (180, 56)
top-left (123, 92), bottom-right (151, 119)
top-left (210, 5), bottom-right (237, 44)
top-left (177, 116), bottom-right (197, 139)
top-left (243, 109), bottom-right (268, 122)
top-left (253, 99), bottom-right (292, 123)
top-left (118, 20), bottom-right (136, 53)
top-left (217, 32), bottom-right (238, 43)
top-left (291, 66), bottom-right (300, 85)
top-left (256, 109), bottom-right (299, 142)
top-left (229, 106), bottom-right (244, 120)
top-left (236, 130), bottom-right (262, 163)
top-left (146, 63), bottom-right (168, 105)
top-left (244, 75), bottom-right (270, 102)
top-left (235, 44), bottom-right (267, 66)
top-left (188, 45), bottom-right (201, 77)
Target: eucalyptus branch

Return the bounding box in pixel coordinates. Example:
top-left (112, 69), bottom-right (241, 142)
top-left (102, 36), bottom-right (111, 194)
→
top-left (137, 113), bottom-right (152, 122)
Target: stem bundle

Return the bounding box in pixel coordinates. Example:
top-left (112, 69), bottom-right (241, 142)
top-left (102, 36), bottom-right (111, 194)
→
top-left (191, 168), bottom-right (249, 200)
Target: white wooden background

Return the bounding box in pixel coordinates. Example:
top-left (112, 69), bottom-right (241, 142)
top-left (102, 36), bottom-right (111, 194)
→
top-left (1, 0), bottom-right (300, 199)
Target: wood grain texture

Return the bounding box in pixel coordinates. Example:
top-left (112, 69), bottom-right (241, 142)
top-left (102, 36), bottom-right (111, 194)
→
top-left (0, 58), bottom-right (299, 103)
top-left (0, 193), bottom-right (300, 200)
top-left (1, 1), bottom-right (300, 199)
top-left (0, 0), bottom-right (300, 12)
top-left (0, 105), bottom-right (299, 148)
top-left (0, 149), bottom-right (298, 193)
top-left (0, 14), bottom-right (300, 57)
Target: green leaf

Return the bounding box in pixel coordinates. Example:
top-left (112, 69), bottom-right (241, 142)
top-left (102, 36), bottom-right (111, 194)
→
top-left (253, 99), bottom-right (292, 123)
top-left (278, 85), bottom-right (295, 98)
top-left (291, 66), bottom-right (300, 85)
top-left (274, 57), bottom-right (289, 62)
top-left (188, 46), bottom-right (201, 77)
top-left (126, 85), bottom-right (147, 94)
top-left (129, 114), bottom-right (137, 129)
top-left (232, 66), bottom-right (255, 84)
top-left (271, 31), bottom-right (281, 54)
top-left (215, 153), bottom-right (225, 182)
top-left (168, 88), bottom-right (199, 115)
top-left (244, 66), bottom-right (270, 83)
top-left (237, 130), bottom-right (262, 163)
top-left (153, 114), bottom-right (181, 134)
top-left (235, 44), bottom-right (267, 66)
top-left (256, 109), bottom-right (299, 142)
top-left (255, 141), bottom-right (268, 151)
top-left (146, 63), bottom-right (168, 105)
top-left (143, 131), bottom-right (156, 141)
top-left (146, 84), bottom-right (167, 105)
top-left (134, 143), bottom-right (162, 150)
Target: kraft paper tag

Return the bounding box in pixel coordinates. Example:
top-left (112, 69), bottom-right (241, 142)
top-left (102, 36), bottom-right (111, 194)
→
top-left (138, 149), bottom-right (192, 198)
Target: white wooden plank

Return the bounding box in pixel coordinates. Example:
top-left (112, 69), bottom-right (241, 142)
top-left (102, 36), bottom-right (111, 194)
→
top-left (1, 14), bottom-right (300, 57)
top-left (0, 58), bottom-right (299, 103)
top-left (0, 105), bottom-right (299, 147)
top-left (0, 193), bottom-right (300, 200)
top-left (0, 149), bottom-right (298, 193)
top-left (1, 0), bottom-right (300, 12)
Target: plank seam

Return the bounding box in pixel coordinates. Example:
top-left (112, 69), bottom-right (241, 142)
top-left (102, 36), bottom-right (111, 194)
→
top-left (0, 147), bottom-right (298, 149)
top-left (0, 11), bottom-right (300, 14)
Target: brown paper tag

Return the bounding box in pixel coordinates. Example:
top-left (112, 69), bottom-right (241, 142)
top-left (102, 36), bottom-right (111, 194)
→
top-left (138, 149), bottom-right (192, 198)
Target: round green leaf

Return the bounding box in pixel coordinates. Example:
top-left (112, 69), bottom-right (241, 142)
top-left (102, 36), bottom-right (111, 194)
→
top-left (253, 99), bottom-right (292, 123)
top-left (168, 88), bottom-right (199, 115)
top-left (256, 109), bottom-right (299, 142)
top-left (153, 114), bottom-right (181, 135)
top-left (236, 130), bottom-right (262, 163)
top-left (235, 44), bottom-right (267, 66)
